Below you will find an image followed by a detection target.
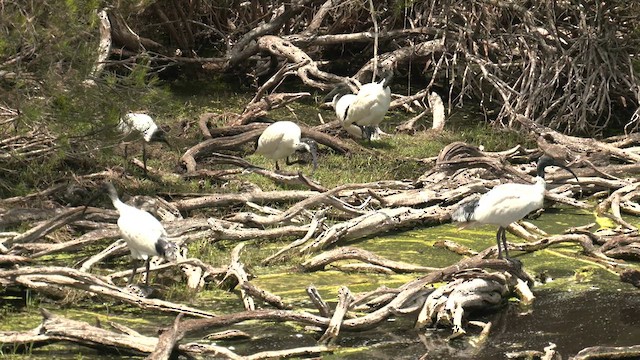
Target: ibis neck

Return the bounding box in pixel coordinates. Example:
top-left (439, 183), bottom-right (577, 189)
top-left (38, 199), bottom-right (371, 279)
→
top-left (106, 191), bottom-right (125, 211)
top-left (331, 94), bottom-right (340, 108)
top-left (111, 197), bottom-right (127, 211)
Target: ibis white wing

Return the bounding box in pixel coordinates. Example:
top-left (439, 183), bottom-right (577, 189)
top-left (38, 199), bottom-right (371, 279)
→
top-left (335, 94), bottom-right (356, 122)
top-left (345, 83), bottom-right (391, 127)
top-left (117, 205), bottom-right (167, 259)
top-left (255, 121), bottom-right (301, 160)
top-left (473, 182), bottom-right (545, 227)
top-left (119, 113), bottom-right (158, 142)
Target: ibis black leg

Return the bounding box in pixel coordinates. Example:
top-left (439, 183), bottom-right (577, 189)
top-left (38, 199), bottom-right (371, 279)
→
top-left (142, 142), bottom-right (148, 177)
top-left (123, 143), bottom-right (129, 177)
top-left (275, 161), bottom-right (281, 171)
top-left (144, 258), bottom-right (151, 286)
top-left (502, 227), bottom-right (511, 259)
top-left (286, 156), bottom-right (295, 166)
top-left (286, 157), bottom-right (306, 166)
top-left (496, 226), bottom-right (510, 259)
top-left (496, 227), bottom-right (503, 259)
top-left (358, 125), bottom-right (372, 143)
top-left (128, 259), bottom-right (138, 284)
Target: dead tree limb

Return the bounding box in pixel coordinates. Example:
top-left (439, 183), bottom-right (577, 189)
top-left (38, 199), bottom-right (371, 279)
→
top-left (0, 267), bottom-right (216, 317)
top-left (256, 35), bottom-right (344, 91)
top-left (146, 313), bottom-right (184, 360)
top-left (318, 286), bottom-right (353, 345)
top-left (221, 243), bottom-right (256, 310)
top-left (572, 345), bottom-right (640, 360)
top-left (301, 247), bottom-right (441, 273)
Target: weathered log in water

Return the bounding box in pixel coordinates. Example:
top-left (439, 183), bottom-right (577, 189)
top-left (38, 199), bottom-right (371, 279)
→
top-left (415, 272), bottom-right (509, 337)
top-left (301, 246), bottom-right (440, 273)
top-left (2, 128), bottom-right (640, 357)
top-left (0, 267), bottom-right (216, 317)
top-left (506, 343), bottom-right (561, 360)
top-left (571, 345), bottom-right (640, 360)
top-left (0, 309), bottom-right (332, 359)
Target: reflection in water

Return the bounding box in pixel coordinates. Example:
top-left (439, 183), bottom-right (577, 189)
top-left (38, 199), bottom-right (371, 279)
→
top-left (202, 289), bottom-right (639, 360)
top-left (3, 208), bottom-right (638, 359)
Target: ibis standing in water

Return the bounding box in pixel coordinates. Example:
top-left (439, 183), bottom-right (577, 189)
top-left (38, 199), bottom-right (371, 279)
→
top-left (118, 113), bottom-right (171, 176)
top-left (451, 155), bottom-right (580, 259)
top-left (103, 181), bottom-right (178, 285)
top-left (340, 72), bottom-right (393, 142)
top-left (254, 121), bottom-right (318, 173)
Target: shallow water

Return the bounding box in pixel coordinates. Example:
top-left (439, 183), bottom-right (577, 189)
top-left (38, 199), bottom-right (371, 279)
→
top-left (1, 207), bottom-right (638, 359)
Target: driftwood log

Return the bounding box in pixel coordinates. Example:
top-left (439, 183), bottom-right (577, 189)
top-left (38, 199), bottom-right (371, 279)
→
top-left (4, 0), bottom-right (640, 356)
top-left (70, 0), bottom-right (640, 136)
top-left (2, 117), bottom-right (640, 357)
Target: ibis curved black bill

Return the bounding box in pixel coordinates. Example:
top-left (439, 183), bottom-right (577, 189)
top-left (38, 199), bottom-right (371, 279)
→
top-left (537, 155), bottom-right (580, 184)
top-left (82, 181), bottom-right (116, 215)
top-left (301, 138), bottom-right (318, 174)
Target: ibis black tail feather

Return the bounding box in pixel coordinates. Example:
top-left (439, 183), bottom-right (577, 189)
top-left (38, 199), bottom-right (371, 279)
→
top-left (451, 198), bottom-right (480, 223)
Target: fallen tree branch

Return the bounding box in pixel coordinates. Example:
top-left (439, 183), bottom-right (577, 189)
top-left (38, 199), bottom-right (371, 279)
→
top-left (0, 267), bottom-right (216, 317)
top-left (318, 286), bottom-right (353, 345)
top-left (301, 246), bottom-right (441, 273)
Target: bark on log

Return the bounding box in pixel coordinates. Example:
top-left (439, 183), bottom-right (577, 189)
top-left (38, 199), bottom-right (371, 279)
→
top-left (256, 35), bottom-right (343, 91)
top-left (301, 247), bottom-right (440, 273)
top-left (84, 8), bottom-right (112, 84)
top-left (572, 345), bottom-right (640, 360)
top-left (221, 243), bottom-right (256, 310)
top-left (0, 267), bottom-right (216, 317)
top-left (306, 285), bottom-right (331, 317)
top-left (301, 205), bottom-right (451, 253)
top-left (519, 115), bottom-right (640, 164)
top-left (171, 189), bottom-right (320, 212)
top-left (318, 286), bottom-right (352, 345)
top-left (146, 313), bottom-right (184, 360)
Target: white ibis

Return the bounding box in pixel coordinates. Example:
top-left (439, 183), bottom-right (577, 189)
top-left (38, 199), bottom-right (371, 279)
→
top-left (254, 121), bottom-right (318, 173)
top-left (103, 181), bottom-right (178, 285)
top-left (118, 113), bottom-right (171, 176)
top-left (331, 93), bottom-right (363, 138)
top-left (451, 155), bottom-right (580, 259)
top-left (341, 72), bottom-right (392, 142)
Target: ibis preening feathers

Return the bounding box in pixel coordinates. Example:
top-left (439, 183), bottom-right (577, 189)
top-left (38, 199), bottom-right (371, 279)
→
top-left (337, 72), bottom-right (393, 142)
top-left (255, 121), bottom-right (318, 173)
top-left (451, 155), bottom-right (580, 259)
top-left (118, 113), bottom-right (171, 176)
top-left (331, 92), bottom-right (362, 138)
top-left (104, 181), bottom-right (178, 285)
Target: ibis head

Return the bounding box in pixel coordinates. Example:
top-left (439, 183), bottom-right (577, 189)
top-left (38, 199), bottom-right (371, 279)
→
top-left (299, 137), bottom-right (318, 173)
top-left (536, 155), bottom-right (579, 183)
top-left (149, 128), bottom-right (175, 150)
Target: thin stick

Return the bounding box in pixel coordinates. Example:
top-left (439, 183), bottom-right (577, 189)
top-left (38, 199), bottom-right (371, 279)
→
top-left (367, 0), bottom-right (379, 80)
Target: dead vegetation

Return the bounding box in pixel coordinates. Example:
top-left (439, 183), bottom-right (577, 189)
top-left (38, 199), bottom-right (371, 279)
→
top-left (2, 0), bottom-right (640, 359)
top-left (2, 116), bottom-right (640, 358)
top-left (73, 0), bottom-right (640, 135)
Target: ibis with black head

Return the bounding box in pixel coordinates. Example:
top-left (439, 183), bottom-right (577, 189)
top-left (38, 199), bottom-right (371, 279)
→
top-left (118, 113), bottom-right (172, 176)
top-left (341, 72), bottom-right (392, 142)
top-left (451, 155), bottom-right (580, 259)
top-left (103, 181), bottom-right (178, 285)
top-left (255, 121), bottom-right (318, 173)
